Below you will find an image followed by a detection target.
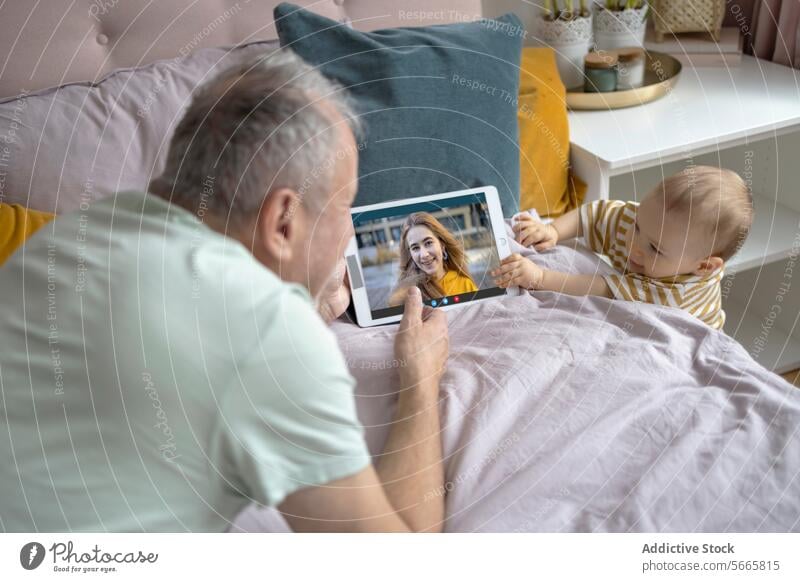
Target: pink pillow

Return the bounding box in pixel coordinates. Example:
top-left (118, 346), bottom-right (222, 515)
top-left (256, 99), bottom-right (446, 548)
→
top-left (0, 40), bottom-right (278, 214)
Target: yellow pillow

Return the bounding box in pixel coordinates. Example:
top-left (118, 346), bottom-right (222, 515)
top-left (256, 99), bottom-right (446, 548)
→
top-left (0, 203), bottom-right (54, 265)
top-left (518, 48), bottom-right (586, 218)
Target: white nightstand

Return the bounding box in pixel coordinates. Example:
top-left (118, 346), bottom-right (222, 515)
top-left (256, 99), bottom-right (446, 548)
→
top-left (568, 55), bottom-right (800, 373)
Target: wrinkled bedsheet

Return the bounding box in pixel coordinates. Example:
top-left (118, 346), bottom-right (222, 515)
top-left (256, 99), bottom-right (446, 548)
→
top-left (233, 226), bottom-right (800, 532)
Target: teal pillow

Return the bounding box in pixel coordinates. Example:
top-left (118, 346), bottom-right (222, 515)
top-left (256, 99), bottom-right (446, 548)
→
top-left (274, 3), bottom-right (523, 217)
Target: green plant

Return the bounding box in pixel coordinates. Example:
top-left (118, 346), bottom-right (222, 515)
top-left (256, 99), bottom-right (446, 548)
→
top-left (544, 0), bottom-right (591, 20)
top-left (604, 0), bottom-right (645, 9)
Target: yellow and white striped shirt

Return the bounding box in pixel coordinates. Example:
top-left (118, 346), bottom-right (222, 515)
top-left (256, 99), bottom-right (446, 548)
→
top-left (579, 200), bottom-right (725, 329)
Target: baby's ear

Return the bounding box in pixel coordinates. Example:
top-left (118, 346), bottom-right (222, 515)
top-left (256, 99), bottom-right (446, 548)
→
top-left (693, 256), bottom-right (724, 276)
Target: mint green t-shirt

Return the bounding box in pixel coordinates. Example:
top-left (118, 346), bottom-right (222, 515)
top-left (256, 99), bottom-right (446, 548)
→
top-left (0, 192), bottom-right (370, 532)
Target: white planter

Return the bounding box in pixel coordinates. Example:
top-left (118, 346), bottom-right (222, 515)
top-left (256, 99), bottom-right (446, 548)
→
top-left (534, 15), bottom-right (593, 90)
top-left (593, 5), bottom-right (648, 50)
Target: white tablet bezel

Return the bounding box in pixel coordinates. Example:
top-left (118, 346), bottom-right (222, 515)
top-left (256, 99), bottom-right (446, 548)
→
top-left (344, 186), bottom-right (518, 328)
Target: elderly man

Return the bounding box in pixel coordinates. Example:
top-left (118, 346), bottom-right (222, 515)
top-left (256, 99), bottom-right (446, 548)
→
top-left (0, 49), bottom-right (449, 532)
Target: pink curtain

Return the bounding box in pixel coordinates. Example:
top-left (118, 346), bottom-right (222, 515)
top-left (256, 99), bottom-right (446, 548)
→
top-left (725, 0), bottom-right (800, 68)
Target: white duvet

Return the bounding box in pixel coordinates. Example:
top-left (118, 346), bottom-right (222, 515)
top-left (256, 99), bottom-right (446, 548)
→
top-left (234, 228), bottom-right (800, 532)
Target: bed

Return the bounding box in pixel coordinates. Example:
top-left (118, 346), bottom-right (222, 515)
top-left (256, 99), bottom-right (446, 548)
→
top-left (1, 0), bottom-right (798, 532)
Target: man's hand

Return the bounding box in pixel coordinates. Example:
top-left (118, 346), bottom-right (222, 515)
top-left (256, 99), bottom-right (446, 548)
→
top-left (513, 214), bottom-right (559, 251)
top-left (394, 286), bottom-right (449, 388)
top-left (378, 285), bottom-right (448, 532)
top-left (317, 258), bottom-right (351, 324)
top-left (283, 287), bottom-right (450, 533)
top-left (492, 253), bottom-right (544, 290)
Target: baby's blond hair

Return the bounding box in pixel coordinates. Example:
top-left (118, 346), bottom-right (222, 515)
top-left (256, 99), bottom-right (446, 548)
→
top-left (651, 166), bottom-right (753, 261)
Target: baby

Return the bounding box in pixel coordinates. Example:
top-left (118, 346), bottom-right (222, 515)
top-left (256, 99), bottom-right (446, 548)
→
top-left (492, 166), bottom-right (753, 329)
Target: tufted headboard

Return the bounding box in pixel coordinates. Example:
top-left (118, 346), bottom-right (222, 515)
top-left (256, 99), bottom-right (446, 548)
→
top-left (0, 0), bottom-right (483, 100)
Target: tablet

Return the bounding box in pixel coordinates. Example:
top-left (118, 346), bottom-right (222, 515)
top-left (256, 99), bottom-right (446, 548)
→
top-left (344, 186), bottom-right (517, 327)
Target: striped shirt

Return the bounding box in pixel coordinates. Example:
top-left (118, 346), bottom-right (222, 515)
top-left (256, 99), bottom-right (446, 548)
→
top-left (579, 200), bottom-right (725, 329)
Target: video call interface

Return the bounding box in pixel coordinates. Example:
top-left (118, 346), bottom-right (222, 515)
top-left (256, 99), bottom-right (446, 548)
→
top-left (352, 193), bottom-right (504, 319)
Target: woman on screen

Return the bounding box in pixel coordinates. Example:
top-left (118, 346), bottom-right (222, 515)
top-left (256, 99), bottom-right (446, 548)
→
top-left (389, 212), bottom-right (478, 305)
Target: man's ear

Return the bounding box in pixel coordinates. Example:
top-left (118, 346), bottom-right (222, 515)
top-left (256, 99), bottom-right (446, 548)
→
top-left (255, 187), bottom-right (302, 264)
top-left (693, 255), bottom-right (724, 276)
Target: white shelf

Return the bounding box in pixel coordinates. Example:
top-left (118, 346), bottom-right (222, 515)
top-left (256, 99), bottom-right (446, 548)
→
top-left (569, 56), bottom-right (800, 174)
top-left (725, 298), bottom-right (800, 375)
top-left (566, 53), bottom-right (800, 374)
top-left (727, 195), bottom-right (800, 273)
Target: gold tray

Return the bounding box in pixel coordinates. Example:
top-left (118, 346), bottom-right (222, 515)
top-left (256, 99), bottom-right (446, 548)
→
top-left (566, 51), bottom-right (682, 110)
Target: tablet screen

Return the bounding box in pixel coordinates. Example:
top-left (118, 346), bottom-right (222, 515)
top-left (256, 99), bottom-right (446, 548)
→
top-left (351, 191), bottom-right (505, 320)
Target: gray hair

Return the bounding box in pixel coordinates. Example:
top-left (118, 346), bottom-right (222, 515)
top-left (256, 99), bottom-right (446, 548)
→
top-left (151, 48), bottom-right (361, 229)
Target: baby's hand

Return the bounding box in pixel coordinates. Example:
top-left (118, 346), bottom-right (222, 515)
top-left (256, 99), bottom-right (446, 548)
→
top-left (513, 214), bottom-right (558, 251)
top-left (492, 253), bottom-right (544, 290)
